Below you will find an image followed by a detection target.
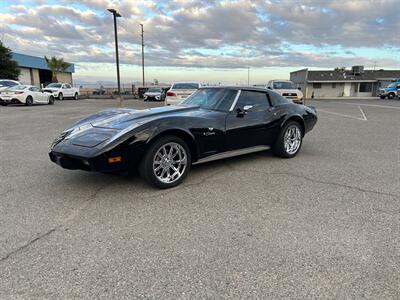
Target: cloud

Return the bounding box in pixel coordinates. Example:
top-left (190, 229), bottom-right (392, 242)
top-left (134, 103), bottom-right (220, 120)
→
top-left (0, 0), bottom-right (398, 73)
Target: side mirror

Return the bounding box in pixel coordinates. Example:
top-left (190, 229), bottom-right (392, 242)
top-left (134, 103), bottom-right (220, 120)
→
top-left (267, 86), bottom-right (272, 90)
top-left (236, 105), bottom-right (253, 117)
top-left (297, 87), bottom-right (301, 91)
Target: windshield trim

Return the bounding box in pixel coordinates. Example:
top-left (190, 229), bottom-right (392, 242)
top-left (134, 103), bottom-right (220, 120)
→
top-left (229, 90), bottom-right (241, 112)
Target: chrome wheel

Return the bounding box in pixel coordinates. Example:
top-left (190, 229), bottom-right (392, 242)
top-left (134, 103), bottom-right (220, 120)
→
top-left (153, 142), bottom-right (187, 184)
top-left (284, 125), bottom-right (301, 155)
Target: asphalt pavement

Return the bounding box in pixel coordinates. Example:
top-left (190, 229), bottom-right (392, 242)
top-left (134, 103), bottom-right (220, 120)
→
top-left (0, 98), bottom-right (399, 299)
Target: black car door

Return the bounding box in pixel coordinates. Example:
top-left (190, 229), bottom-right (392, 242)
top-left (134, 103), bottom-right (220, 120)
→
top-left (225, 90), bottom-right (279, 151)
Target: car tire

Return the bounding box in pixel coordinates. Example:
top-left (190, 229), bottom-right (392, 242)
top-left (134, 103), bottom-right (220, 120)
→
top-left (58, 93), bottom-right (63, 100)
top-left (25, 96), bottom-right (33, 106)
top-left (380, 95), bottom-right (386, 99)
top-left (1, 102), bottom-right (7, 106)
top-left (388, 93), bottom-right (395, 99)
top-left (74, 93), bottom-right (78, 100)
top-left (48, 96), bottom-right (55, 105)
top-left (272, 121), bottom-right (303, 158)
top-left (139, 135), bottom-right (191, 189)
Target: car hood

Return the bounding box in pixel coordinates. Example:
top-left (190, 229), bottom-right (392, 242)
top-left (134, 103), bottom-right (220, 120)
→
top-left (70, 105), bottom-right (202, 131)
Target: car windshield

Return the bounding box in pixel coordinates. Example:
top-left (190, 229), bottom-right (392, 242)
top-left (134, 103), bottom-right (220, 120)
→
top-left (172, 83), bottom-right (199, 90)
top-left (181, 88), bottom-right (238, 112)
top-left (147, 88), bottom-right (161, 92)
top-left (273, 81), bottom-right (296, 89)
top-left (6, 85), bottom-right (27, 91)
top-left (47, 83), bottom-right (62, 88)
top-left (387, 82), bottom-right (398, 88)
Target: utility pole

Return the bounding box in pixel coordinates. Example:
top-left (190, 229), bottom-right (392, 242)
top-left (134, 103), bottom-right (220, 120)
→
top-left (247, 67), bottom-right (250, 85)
top-left (140, 23), bottom-right (145, 87)
top-left (107, 8), bottom-right (123, 107)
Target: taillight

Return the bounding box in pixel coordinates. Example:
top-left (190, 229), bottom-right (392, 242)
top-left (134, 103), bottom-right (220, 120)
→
top-left (15, 91), bottom-right (24, 95)
top-left (166, 91), bottom-right (176, 97)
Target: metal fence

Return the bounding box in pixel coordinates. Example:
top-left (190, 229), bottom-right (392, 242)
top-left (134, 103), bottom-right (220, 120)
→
top-left (73, 83), bottom-right (170, 99)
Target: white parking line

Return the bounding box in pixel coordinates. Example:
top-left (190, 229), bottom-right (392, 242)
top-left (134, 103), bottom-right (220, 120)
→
top-left (358, 106), bottom-right (368, 121)
top-left (318, 108), bottom-right (367, 121)
top-left (313, 101), bottom-right (400, 110)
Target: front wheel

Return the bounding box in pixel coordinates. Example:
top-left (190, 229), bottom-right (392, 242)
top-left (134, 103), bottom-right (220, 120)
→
top-left (380, 95), bottom-right (386, 99)
top-left (273, 121), bottom-right (303, 158)
top-left (139, 136), bottom-right (191, 189)
top-left (1, 102), bottom-right (7, 106)
top-left (48, 96), bottom-right (55, 105)
top-left (388, 93), bottom-right (395, 99)
top-left (58, 93), bottom-right (63, 100)
top-left (74, 93), bottom-right (78, 100)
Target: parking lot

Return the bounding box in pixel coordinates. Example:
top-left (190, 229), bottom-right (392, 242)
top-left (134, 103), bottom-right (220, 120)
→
top-left (0, 98), bottom-right (399, 298)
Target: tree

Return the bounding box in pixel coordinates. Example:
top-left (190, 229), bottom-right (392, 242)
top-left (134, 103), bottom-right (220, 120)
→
top-left (0, 40), bottom-right (20, 80)
top-left (44, 56), bottom-right (70, 82)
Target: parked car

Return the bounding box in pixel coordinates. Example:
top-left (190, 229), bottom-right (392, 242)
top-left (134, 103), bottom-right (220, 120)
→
top-left (92, 89), bottom-right (106, 95)
top-left (0, 79), bottom-right (20, 91)
top-left (144, 88), bottom-right (162, 101)
top-left (165, 82), bottom-right (200, 105)
top-left (266, 80), bottom-right (303, 104)
top-left (378, 79), bottom-right (400, 99)
top-left (42, 83), bottom-right (80, 100)
top-left (49, 86), bottom-right (317, 188)
top-left (0, 85), bottom-right (55, 106)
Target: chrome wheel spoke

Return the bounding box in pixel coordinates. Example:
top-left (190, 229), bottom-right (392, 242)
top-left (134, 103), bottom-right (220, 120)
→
top-left (283, 125), bottom-right (301, 155)
top-left (153, 142), bottom-right (187, 184)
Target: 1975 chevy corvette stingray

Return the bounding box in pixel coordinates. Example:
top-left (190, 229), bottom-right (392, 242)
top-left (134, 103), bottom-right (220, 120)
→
top-left (49, 87), bottom-right (317, 188)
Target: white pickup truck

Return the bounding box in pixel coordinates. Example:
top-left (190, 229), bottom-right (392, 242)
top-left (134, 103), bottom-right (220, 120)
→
top-left (43, 83), bottom-right (80, 100)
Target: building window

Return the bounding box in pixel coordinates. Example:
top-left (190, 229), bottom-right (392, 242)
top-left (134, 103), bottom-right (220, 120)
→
top-left (313, 83), bottom-right (321, 89)
top-left (359, 82), bottom-right (372, 92)
top-left (332, 83), bottom-right (336, 88)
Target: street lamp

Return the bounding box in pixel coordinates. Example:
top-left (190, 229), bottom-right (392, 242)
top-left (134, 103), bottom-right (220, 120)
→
top-left (107, 8), bottom-right (122, 104)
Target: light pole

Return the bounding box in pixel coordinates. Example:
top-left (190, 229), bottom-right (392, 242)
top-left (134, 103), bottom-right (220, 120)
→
top-left (107, 8), bottom-right (122, 106)
top-left (140, 23), bottom-right (145, 87)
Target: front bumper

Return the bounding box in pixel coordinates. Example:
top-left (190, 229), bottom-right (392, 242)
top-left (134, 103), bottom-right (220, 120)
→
top-left (49, 150), bottom-right (129, 173)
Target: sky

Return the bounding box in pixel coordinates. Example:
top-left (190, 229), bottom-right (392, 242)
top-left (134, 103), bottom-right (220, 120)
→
top-left (0, 0), bottom-right (399, 85)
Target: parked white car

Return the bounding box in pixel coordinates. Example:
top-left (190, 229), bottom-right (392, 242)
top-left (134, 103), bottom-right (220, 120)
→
top-left (144, 88), bottom-right (162, 101)
top-left (165, 82), bottom-right (200, 105)
top-left (266, 80), bottom-right (303, 104)
top-left (0, 85), bottom-right (55, 106)
top-left (0, 79), bottom-right (20, 91)
top-left (42, 83), bottom-right (80, 100)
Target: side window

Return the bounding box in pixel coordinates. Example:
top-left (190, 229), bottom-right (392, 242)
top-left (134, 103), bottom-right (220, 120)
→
top-left (29, 87), bottom-right (39, 92)
top-left (65, 84), bottom-right (72, 88)
top-left (235, 91), bottom-right (269, 111)
top-left (268, 91), bottom-right (289, 106)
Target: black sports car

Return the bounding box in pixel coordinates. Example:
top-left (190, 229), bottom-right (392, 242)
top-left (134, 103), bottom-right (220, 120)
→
top-left (49, 87), bottom-right (317, 188)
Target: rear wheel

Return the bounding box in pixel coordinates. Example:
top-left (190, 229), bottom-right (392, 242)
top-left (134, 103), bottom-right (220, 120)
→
top-left (273, 121), bottom-right (303, 158)
top-left (139, 136), bottom-right (191, 189)
top-left (48, 96), bottom-right (54, 105)
top-left (380, 95), bottom-right (386, 99)
top-left (58, 93), bottom-right (63, 100)
top-left (1, 102), bottom-right (7, 106)
top-left (25, 96), bottom-right (33, 106)
top-left (388, 93), bottom-right (395, 99)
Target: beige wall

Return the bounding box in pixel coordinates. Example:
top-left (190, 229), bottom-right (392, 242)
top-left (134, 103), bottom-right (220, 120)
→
top-left (18, 68), bottom-right (73, 86)
top-left (307, 83), bottom-right (345, 98)
top-left (18, 67), bottom-right (31, 85)
top-left (32, 69), bottom-right (40, 86)
top-left (56, 72), bottom-right (73, 84)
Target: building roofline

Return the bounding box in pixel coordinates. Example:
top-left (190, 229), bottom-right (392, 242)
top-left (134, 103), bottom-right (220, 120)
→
top-left (11, 52), bottom-right (75, 73)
